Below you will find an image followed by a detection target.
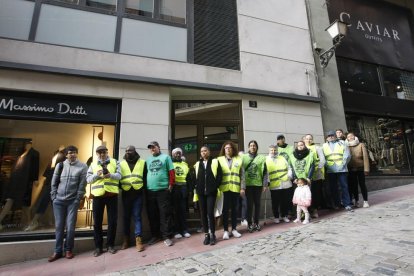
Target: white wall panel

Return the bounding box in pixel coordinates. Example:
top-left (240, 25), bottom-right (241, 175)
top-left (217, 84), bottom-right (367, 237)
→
top-left (0, 0), bottom-right (34, 40)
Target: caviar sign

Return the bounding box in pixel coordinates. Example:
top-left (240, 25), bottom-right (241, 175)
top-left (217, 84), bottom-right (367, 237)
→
top-left (328, 0), bottom-right (414, 71)
top-left (0, 94), bottom-right (119, 123)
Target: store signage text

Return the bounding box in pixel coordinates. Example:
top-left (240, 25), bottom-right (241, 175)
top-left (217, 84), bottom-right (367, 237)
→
top-left (340, 12), bottom-right (400, 43)
top-left (0, 98), bottom-right (88, 116)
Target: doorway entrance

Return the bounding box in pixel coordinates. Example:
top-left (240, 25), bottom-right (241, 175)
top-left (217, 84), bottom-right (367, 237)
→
top-left (172, 101), bottom-right (243, 166)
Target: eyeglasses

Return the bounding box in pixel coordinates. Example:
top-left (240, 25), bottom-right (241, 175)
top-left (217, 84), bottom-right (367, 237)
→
top-left (224, 147), bottom-right (232, 149)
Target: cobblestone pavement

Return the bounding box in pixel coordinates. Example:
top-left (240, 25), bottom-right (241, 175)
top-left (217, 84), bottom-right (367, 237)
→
top-left (107, 197), bottom-right (414, 276)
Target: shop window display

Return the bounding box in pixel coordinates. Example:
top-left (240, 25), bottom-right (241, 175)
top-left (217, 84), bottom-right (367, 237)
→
top-left (382, 67), bottom-right (414, 101)
top-left (0, 119), bottom-right (115, 235)
top-left (346, 115), bottom-right (411, 175)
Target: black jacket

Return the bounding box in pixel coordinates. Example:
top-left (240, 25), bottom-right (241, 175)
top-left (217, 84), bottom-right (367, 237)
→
top-left (194, 157), bottom-right (222, 196)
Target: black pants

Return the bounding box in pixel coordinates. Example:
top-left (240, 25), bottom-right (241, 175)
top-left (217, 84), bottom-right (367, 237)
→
top-left (348, 171), bottom-right (368, 202)
top-left (246, 186), bottom-right (262, 225)
top-left (172, 185), bottom-right (188, 235)
top-left (93, 195), bottom-right (118, 249)
top-left (198, 193), bottom-right (216, 234)
top-left (146, 189), bottom-right (173, 240)
top-left (222, 191), bottom-right (239, 231)
top-left (270, 188), bottom-right (290, 218)
top-left (310, 179), bottom-right (324, 210)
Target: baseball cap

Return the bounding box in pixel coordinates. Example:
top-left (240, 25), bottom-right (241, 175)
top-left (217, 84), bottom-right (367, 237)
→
top-left (147, 141), bottom-right (160, 149)
top-left (326, 131), bottom-right (336, 137)
top-left (96, 145), bottom-right (108, 152)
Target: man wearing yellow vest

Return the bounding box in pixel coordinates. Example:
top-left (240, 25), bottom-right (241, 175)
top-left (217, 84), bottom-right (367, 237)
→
top-left (276, 134), bottom-right (294, 163)
top-left (145, 141), bottom-right (175, 247)
top-left (86, 145), bottom-right (121, 257)
top-left (119, 145), bottom-right (146, 252)
top-left (265, 144), bottom-right (292, 224)
top-left (171, 147), bottom-right (192, 239)
top-left (217, 141), bottom-right (244, 240)
top-left (323, 131), bottom-right (353, 212)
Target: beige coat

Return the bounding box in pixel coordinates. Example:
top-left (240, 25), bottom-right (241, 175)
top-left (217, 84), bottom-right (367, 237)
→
top-left (348, 142), bottom-right (370, 173)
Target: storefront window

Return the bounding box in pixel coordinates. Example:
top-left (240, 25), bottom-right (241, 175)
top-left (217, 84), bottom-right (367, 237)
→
top-left (125, 0), bottom-right (153, 17)
top-left (405, 121), bottom-right (414, 169)
top-left (159, 0), bottom-right (186, 24)
top-left (337, 59), bottom-right (382, 95)
top-left (346, 115), bottom-right (411, 175)
top-left (0, 120), bottom-right (115, 235)
top-left (382, 67), bottom-right (414, 101)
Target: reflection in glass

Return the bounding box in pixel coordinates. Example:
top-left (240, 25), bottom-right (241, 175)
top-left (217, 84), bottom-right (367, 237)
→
top-left (337, 59), bottom-right (381, 95)
top-left (160, 0), bottom-right (186, 24)
top-left (86, 0), bottom-right (117, 11)
top-left (346, 115), bottom-right (410, 175)
top-left (382, 68), bottom-right (414, 101)
top-left (125, 0), bottom-right (153, 16)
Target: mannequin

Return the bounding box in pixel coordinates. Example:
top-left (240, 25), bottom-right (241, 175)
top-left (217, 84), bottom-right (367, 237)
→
top-left (25, 146), bottom-right (65, 231)
top-left (0, 141), bottom-right (39, 230)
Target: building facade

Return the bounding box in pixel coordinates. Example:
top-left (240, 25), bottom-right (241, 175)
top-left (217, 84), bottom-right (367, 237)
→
top-left (307, 0), bottom-right (414, 189)
top-left (0, 0), bottom-right (323, 263)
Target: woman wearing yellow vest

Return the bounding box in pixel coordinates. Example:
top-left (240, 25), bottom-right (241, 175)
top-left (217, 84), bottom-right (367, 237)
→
top-left (265, 144), bottom-right (292, 224)
top-left (217, 141), bottom-right (244, 240)
top-left (119, 146), bottom-right (146, 252)
top-left (171, 148), bottom-right (192, 240)
top-left (86, 145), bottom-right (121, 257)
top-left (194, 146), bottom-right (222, 245)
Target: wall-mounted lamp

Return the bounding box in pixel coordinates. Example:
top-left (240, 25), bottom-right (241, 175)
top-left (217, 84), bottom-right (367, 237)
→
top-left (315, 20), bottom-right (348, 68)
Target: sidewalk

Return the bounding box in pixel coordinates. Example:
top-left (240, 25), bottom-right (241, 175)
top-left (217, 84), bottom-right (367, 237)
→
top-left (1, 184), bottom-right (414, 276)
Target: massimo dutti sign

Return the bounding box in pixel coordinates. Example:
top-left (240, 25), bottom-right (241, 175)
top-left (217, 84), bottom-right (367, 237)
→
top-left (328, 0), bottom-right (414, 71)
top-left (0, 93), bottom-right (119, 123)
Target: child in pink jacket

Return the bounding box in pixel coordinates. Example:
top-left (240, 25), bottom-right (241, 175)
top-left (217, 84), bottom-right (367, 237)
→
top-left (292, 178), bottom-right (312, 224)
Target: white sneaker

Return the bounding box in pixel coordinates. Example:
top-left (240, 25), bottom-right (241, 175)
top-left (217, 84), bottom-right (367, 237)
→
top-left (293, 218), bottom-right (300, 223)
top-left (223, 231), bottom-right (230, 240)
top-left (164, 238), bottom-right (173, 246)
top-left (231, 229), bottom-right (242, 238)
top-left (282, 216), bottom-right (290, 223)
top-left (174, 233), bottom-right (183, 239)
top-left (363, 201), bottom-right (370, 208)
top-left (302, 220), bottom-right (309, 225)
top-left (274, 218), bottom-right (280, 224)
top-left (241, 219), bottom-right (248, 226)
top-left (183, 232), bottom-right (191, 238)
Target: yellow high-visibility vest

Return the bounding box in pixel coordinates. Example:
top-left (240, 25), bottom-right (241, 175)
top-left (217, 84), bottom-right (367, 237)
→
top-left (90, 159), bottom-right (119, 196)
top-left (323, 143), bottom-right (345, 167)
top-left (120, 159), bottom-right (145, 191)
top-left (217, 156), bottom-right (242, 193)
top-left (266, 156), bottom-right (289, 189)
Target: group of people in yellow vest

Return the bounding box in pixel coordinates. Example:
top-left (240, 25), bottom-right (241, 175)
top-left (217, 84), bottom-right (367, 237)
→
top-left (80, 129), bottom-right (369, 257)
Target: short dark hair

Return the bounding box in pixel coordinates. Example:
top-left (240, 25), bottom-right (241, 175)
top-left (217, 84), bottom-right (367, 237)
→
top-left (65, 145), bottom-right (78, 155)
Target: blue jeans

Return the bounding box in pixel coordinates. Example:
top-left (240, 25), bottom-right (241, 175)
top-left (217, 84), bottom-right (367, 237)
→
top-left (53, 198), bottom-right (79, 254)
top-left (122, 190), bottom-right (143, 237)
top-left (328, 172), bottom-right (351, 208)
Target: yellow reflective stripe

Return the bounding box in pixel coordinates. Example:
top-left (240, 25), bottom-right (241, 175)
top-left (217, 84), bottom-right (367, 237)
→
top-left (121, 175), bottom-right (143, 180)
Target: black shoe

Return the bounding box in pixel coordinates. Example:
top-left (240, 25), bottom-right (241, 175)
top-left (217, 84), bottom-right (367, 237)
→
top-left (209, 233), bottom-right (216, 246)
top-left (147, 237), bottom-right (160, 245)
top-left (107, 246), bottom-right (117, 254)
top-left (248, 225), bottom-right (254, 233)
top-left (255, 224), bottom-right (262, 231)
top-left (203, 234), bottom-right (210, 245)
top-left (93, 248), bottom-right (103, 257)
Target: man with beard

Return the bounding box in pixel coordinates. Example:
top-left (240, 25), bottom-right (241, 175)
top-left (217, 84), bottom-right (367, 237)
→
top-left (120, 146), bottom-right (146, 252)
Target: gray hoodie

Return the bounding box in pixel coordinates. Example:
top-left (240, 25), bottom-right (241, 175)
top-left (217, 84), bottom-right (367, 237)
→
top-left (51, 159), bottom-right (88, 202)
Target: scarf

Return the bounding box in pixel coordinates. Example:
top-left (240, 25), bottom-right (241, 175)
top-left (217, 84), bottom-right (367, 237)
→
top-left (293, 147), bottom-right (310, 160)
top-left (347, 137), bottom-right (360, 147)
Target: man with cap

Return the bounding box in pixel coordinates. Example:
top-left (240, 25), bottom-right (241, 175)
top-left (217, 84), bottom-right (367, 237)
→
top-left (276, 134), bottom-right (294, 163)
top-left (119, 145), bottom-right (146, 252)
top-left (86, 145), bottom-right (121, 257)
top-left (171, 147), bottom-right (192, 239)
top-left (145, 141), bottom-right (175, 247)
top-left (322, 131), bottom-right (353, 212)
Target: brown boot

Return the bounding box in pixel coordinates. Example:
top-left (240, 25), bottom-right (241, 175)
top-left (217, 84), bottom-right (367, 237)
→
top-left (135, 236), bottom-right (144, 252)
top-left (121, 236), bottom-right (129, 250)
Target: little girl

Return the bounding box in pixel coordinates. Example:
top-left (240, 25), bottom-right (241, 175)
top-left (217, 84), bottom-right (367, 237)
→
top-left (292, 178), bottom-right (312, 224)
